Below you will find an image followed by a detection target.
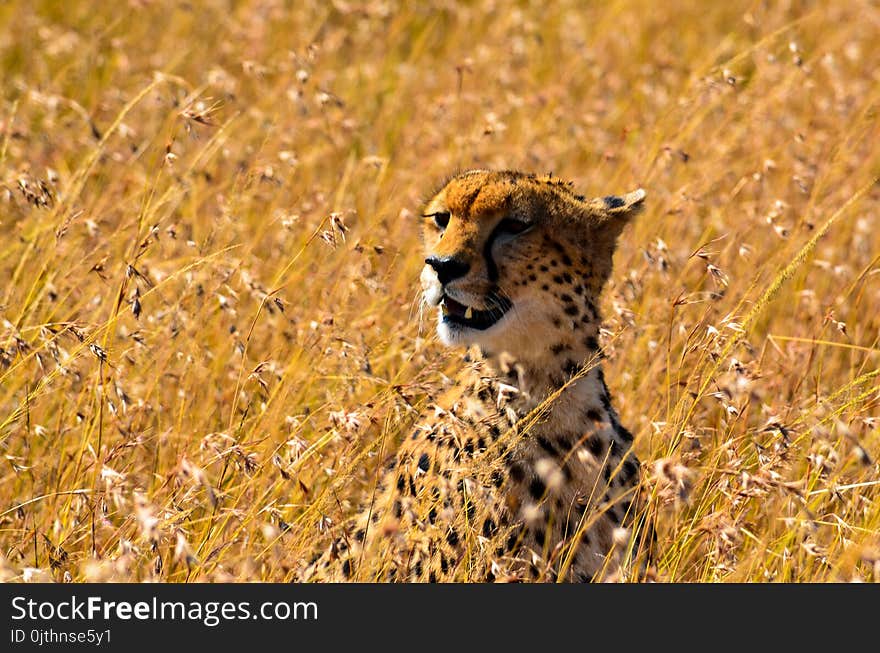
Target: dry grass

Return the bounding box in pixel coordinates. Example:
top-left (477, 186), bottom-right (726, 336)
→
top-left (1, 0), bottom-right (879, 583)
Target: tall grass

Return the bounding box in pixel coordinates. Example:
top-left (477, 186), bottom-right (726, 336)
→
top-left (1, 0), bottom-right (878, 582)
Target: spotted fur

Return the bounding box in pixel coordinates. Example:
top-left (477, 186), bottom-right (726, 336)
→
top-left (302, 170), bottom-right (650, 582)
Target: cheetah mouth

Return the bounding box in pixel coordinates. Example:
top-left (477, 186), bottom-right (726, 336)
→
top-left (440, 294), bottom-right (512, 331)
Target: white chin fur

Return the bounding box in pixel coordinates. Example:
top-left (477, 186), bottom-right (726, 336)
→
top-left (437, 320), bottom-right (464, 346)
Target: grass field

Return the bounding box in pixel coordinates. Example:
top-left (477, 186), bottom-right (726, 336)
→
top-left (1, 0), bottom-right (879, 582)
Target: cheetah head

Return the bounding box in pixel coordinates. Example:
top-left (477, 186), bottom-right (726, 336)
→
top-left (420, 170), bottom-right (645, 360)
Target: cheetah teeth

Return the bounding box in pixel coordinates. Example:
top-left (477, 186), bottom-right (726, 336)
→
top-left (464, 307), bottom-right (473, 320)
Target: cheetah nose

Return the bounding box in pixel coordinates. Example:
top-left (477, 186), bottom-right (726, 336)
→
top-left (425, 256), bottom-right (470, 285)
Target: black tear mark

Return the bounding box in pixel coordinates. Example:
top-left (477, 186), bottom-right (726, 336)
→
top-left (483, 230), bottom-right (500, 281)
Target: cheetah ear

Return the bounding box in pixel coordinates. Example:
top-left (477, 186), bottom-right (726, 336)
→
top-left (588, 188), bottom-right (647, 219)
top-left (585, 188), bottom-right (646, 247)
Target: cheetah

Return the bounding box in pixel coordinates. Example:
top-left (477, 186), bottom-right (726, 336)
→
top-left (304, 169), bottom-right (650, 582)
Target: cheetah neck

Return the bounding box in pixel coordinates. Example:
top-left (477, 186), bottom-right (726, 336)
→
top-left (473, 329), bottom-right (638, 525)
top-left (477, 330), bottom-right (622, 436)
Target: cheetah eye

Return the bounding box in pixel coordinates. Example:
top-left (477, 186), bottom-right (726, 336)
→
top-left (423, 211), bottom-right (451, 230)
top-left (497, 217), bottom-right (532, 235)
